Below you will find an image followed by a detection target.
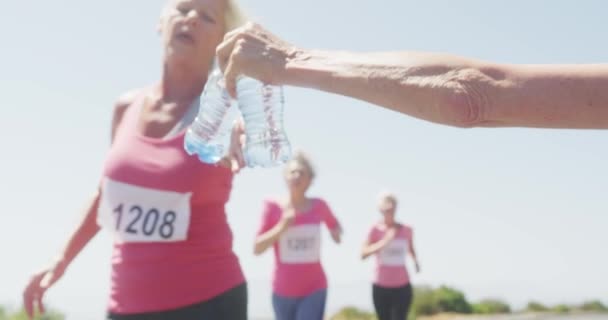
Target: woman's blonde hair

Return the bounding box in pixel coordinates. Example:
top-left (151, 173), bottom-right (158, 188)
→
top-left (287, 151), bottom-right (316, 179)
top-left (161, 0), bottom-right (247, 32)
top-left (377, 190), bottom-right (398, 206)
top-left (224, 0), bottom-right (247, 31)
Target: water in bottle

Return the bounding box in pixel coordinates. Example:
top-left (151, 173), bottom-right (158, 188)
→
top-left (237, 77), bottom-right (291, 167)
top-left (184, 69), bottom-right (236, 164)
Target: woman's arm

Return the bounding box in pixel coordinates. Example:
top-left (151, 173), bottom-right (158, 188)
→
top-left (329, 224), bottom-right (342, 244)
top-left (253, 216), bottom-right (293, 255)
top-left (285, 53), bottom-right (608, 129)
top-left (23, 179), bottom-right (102, 319)
top-left (408, 235), bottom-right (420, 273)
top-left (318, 199), bottom-right (342, 244)
top-left (218, 23), bottom-right (608, 129)
top-left (253, 206), bottom-right (295, 255)
top-left (23, 91), bottom-right (138, 319)
top-left (361, 228), bottom-right (396, 260)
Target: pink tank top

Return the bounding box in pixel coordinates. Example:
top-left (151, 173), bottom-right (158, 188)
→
top-left (98, 92), bottom-right (244, 314)
top-left (368, 223), bottom-right (413, 288)
top-left (256, 198), bottom-right (340, 297)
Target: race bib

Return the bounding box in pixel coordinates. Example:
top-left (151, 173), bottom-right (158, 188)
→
top-left (279, 225), bottom-right (321, 264)
top-left (97, 178), bottom-right (192, 243)
top-left (379, 238), bottom-right (408, 266)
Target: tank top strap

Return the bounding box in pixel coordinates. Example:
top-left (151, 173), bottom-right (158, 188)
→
top-left (113, 89), bottom-right (149, 140)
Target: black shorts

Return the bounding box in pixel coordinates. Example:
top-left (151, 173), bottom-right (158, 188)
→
top-left (372, 283), bottom-right (413, 320)
top-left (107, 282), bottom-right (247, 320)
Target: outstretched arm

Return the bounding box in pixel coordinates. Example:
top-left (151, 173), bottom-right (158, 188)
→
top-left (218, 23), bottom-right (608, 129)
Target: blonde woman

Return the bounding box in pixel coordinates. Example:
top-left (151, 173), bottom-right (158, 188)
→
top-left (254, 152), bottom-right (343, 320)
top-left (362, 192), bottom-right (420, 320)
top-left (23, 1), bottom-right (250, 319)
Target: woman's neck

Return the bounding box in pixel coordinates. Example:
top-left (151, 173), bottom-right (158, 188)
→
top-left (288, 192), bottom-right (309, 210)
top-left (159, 60), bottom-right (208, 104)
top-left (384, 220), bottom-right (396, 227)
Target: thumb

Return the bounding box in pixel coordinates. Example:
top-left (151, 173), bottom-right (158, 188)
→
top-left (223, 58), bottom-right (238, 99)
top-left (230, 119), bottom-right (246, 170)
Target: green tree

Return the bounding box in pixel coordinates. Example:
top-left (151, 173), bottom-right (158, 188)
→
top-left (579, 300), bottom-right (608, 312)
top-left (471, 299), bottom-right (511, 314)
top-left (411, 285), bottom-right (439, 316)
top-left (4, 308), bottom-right (64, 320)
top-left (551, 304), bottom-right (570, 313)
top-left (330, 306), bottom-right (376, 320)
top-left (526, 301), bottom-right (549, 312)
top-left (434, 286), bottom-right (472, 314)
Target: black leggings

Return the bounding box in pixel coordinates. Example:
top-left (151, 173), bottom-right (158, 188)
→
top-left (372, 283), bottom-right (413, 320)
top-left (107, 283), bottom-right (247, 320)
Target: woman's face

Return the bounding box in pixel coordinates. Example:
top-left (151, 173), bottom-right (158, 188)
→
top-left (378, 198), bottom-right (396, 224)
top-left (284, 160), bottom-right (312, 194)
top-left (159, 0), bottom-right (226, 68)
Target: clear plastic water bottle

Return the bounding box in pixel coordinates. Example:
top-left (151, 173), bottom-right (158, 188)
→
top-left (184, 69), bottom-right (236, 164)
top-left (237, 77), bottom-right (292, 167)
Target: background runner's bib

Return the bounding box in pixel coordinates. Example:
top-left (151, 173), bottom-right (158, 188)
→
top-left (257, 199), bottom-right (339, 296)
top-left (279, 225), bottom-right (321, 263)
top-left (379, 238), bottom-right (408, 266)
top-left (97, 178), bottom-right (192, 243)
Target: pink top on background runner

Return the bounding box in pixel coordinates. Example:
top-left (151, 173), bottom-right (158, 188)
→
top-left (368, 223), bottom-right (413, 288)
top-left (99, 92), bottom-right (244, 314)
top-left (257, 198), bottom-right (340, 297)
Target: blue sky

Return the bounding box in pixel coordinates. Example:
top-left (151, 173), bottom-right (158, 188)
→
top-left (1, 1), bottom-right (607, 319)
